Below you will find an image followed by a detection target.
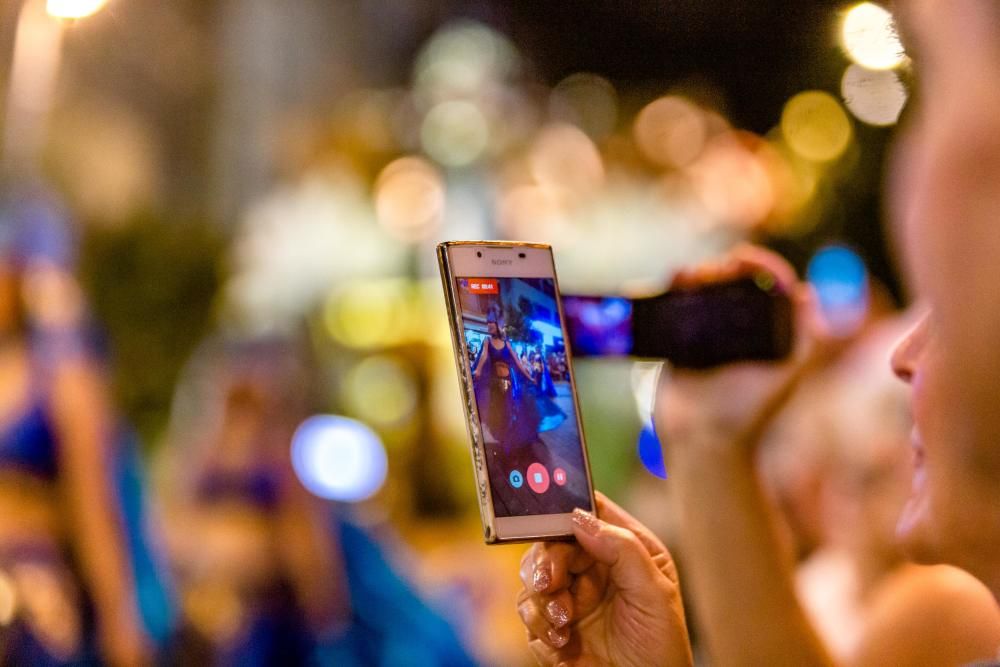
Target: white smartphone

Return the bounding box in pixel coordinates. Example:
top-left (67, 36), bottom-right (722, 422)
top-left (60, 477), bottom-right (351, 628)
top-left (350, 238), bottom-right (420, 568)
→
top-left (437, 241), bottom-right (596, 543)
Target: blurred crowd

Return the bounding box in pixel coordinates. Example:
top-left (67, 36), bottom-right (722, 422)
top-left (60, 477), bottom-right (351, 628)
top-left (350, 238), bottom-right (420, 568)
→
top-left (1, 0), bottom-right (985, 666)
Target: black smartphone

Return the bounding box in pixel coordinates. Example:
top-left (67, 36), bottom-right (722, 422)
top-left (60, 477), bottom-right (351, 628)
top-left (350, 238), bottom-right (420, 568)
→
top-left (562, 275), bottom-right (794, 369)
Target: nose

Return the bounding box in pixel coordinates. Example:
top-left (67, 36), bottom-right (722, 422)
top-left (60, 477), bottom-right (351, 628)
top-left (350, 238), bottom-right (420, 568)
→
top-left (890, 315), bottom-right (927, 384)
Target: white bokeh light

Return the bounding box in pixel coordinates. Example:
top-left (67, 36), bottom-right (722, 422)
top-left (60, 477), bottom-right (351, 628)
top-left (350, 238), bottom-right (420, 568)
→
top-left (291, 415), bottom-right (388, 502)
top-left (841, 64), bottom-right (908, 126)
top-left (841, 3), bottom-right (905, 70)
top-left (47, 0), bottom-right (107, 19)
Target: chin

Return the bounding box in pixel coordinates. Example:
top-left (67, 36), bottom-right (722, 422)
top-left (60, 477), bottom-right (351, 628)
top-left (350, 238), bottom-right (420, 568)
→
top-left (895, 492), bottom-right (945, 564)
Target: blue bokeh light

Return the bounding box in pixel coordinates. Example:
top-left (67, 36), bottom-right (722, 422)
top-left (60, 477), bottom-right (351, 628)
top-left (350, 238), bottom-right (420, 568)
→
top-left (807, 244), bottom-right (869, 337)
top-left (637, 421), bottom-right (667, 479)
top-left (291, 415), bottom-right (388, 502)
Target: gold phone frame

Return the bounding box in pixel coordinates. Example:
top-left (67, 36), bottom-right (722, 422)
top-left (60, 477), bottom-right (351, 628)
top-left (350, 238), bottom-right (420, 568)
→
top-left (437, 240), bottom-right (597, 543)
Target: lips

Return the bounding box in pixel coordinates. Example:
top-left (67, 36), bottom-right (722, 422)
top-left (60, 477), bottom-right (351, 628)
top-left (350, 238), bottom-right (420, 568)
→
top-left (910, 428), bottom-right (927, 490)
top-left (897, 426), bottom-right (931, 545)
top-left (911, 426), bottom-right (925, 459)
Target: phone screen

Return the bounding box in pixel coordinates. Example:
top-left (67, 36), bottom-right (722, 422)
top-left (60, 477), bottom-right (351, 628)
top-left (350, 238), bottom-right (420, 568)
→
top-left (455, 275), bottom-right (593, 518)
top-left (562, 295), bottom-right (633, 357)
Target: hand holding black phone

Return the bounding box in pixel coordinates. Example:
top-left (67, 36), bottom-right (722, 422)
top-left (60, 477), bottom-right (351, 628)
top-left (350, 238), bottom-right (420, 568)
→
top-left (563, 274), bottom-right (794, 369)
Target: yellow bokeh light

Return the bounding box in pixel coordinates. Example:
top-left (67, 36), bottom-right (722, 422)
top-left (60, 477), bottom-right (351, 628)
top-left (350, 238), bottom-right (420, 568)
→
top-left (46, 0), bottom-right (108, 19)
top-left (841, 2), bottom-right (905, 70)
top-left (633, 96), bottom-right (707, 169)
top-left (374, 156), bottom-right (445, 242)
top-left (841, 64), bottom-right (907, 126)
top-left (781, 91), bottom-right (853, 163)
top-left (324, 280), bottom-right (428, 349)
top-left (325, 282), bottom-right (400, 349)
top-left (755, 140), bottom-right (819, 232)
top-left (343, 356), bottom-right (418, 426)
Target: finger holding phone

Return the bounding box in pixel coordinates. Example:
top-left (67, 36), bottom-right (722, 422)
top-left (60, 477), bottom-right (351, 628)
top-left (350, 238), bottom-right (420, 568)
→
top-left (517, 492), bottom-right (693, 667)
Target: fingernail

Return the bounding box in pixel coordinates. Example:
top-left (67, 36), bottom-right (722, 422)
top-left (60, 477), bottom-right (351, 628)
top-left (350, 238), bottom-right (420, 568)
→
top-left (532, 564), bottom-right (551, 592)
top-left (571, 508), bottom-right (601, 536)
top-left (547, 626), bottom-right (569, 648)
top-left (546, 600), bottom-right (569, 628)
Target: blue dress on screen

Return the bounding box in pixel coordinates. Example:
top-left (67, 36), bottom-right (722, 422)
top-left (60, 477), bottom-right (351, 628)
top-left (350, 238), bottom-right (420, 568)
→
top-left (538, 357), bottom-right (558, 399)
top-left (474, 340), bottom-right (564, 452)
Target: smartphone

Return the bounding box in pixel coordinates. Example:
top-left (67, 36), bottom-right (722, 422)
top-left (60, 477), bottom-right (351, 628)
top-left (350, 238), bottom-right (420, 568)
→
top-left (437, 241), bottom-right (596, 543)
top-left (563, 275), bottom-right (794, 368)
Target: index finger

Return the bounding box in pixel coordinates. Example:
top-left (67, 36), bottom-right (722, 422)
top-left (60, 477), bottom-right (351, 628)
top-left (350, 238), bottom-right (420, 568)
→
top-left (730, 244), bottom-right (799, 293)
top-left (595, 492), bottom-right (667, 556)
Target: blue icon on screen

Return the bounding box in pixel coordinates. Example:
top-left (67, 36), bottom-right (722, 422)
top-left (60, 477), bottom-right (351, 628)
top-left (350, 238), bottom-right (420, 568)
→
top-left (509, 470), bottom-right (524, 488)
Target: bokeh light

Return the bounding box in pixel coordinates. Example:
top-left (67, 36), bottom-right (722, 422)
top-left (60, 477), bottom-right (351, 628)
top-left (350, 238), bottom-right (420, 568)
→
top-left (46, 0), bottom-right (107, 19)
top-left (807, 244), bottom-right (870, 337)
top-left (324, 279), bottom-right (425, 350)
top-left (780, 91), bottom-right (853, 163)
top-left (841, 3), bottom-right (905, 70)
top-left (688, 132), bottom-right (774, 227)
top-left (637, 422), bottom-right (667, 479)
top-left (755, 140), bottom-right (818, 226)
top-left (529, 123), bottom-right (605, 195)
top-left (342, 356), bottom-right (418, 427)
top-left (421, 100), bottom-right (490, 167)
top-left (374, 156), bottom-right (445, 242)
top-left (840, 64), bottom-right (907, 127)
top-left (291, 415), bottom-right (388, 502)
top-left (497, 184), bottom-right (572, 243)
top-left (630, 361), bottom-right (662, 425)
top-left (225, 175), bottom-right (407, 332)
top-left (633, 96), bottom-right (708, 169)
top-left (413, 20), bottom-right (519, 104)
top-left (549, 73), bottom-right (619, 140)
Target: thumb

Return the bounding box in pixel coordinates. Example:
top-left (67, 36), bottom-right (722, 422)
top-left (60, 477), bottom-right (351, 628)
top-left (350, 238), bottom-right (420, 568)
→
top-left (570, 508), bottom-right (660, 593)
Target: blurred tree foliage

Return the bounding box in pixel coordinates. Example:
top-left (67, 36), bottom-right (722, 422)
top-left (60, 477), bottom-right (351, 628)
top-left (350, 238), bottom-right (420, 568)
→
top-left (79, 215), bottom-right (224, 448)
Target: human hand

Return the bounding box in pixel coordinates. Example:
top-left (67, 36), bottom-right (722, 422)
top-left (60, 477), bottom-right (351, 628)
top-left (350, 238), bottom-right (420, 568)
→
top-left (517, 493), bottom-right (692, 666)
top-left (655, 245), bottom-right (836, 453)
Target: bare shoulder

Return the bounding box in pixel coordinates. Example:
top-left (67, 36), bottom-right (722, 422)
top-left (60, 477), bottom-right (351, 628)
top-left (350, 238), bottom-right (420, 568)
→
top-left (850, 564), bottom-right (1000, 667)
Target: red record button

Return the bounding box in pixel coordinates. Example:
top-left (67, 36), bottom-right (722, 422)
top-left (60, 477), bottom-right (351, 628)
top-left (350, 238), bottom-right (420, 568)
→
top-left (526, 463), bottom-right (550, 494)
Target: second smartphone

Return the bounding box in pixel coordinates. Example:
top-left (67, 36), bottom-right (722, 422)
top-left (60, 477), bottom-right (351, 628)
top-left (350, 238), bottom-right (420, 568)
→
top-left (562, 276), bottom-right (794, 368)
top-left (438, 241), bottom-right (596, 544)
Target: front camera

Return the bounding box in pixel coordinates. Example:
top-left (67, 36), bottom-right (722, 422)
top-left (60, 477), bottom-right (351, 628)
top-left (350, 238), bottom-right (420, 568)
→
top-left (518, 252), bottom-right (526, 259)
top-left (476, 251), bottom-right (483, 258)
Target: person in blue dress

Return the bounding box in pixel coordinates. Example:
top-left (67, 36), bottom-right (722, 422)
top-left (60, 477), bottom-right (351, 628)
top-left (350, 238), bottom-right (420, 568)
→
top-left (0, 185), bottom-right (174, 666)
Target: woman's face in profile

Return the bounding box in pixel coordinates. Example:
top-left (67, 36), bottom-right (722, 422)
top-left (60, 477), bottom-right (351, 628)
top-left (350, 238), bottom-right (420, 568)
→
top-left (889, 311), bottom-right (995, 574)
top-left (885, 1), bottom-right (1000, 575)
